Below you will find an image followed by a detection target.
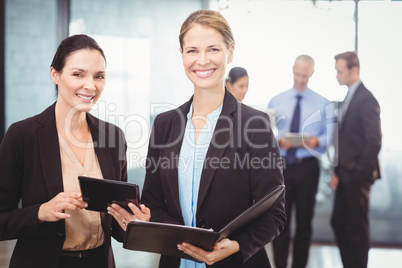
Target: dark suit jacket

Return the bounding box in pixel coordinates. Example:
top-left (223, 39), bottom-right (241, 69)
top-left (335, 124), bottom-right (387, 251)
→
top-left (0, 103), bottom-right (127, 268)
top-left (335, 82), bottom-right (382, 183)
top-left (142, 91), bottom-right (286, 268)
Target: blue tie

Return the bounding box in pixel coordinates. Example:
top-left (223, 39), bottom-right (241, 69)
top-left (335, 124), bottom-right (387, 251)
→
top-left (286, 95), bottom-right (302, 165)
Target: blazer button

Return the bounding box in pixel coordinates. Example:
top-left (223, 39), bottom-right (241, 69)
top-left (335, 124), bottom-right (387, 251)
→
top-left (196, 219), bottom-right (206, 228)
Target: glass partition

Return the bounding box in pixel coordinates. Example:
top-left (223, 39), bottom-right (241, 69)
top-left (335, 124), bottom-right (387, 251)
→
top-left (218, 0), bottom-right (402, 246)
top-left (70, 0), bottom-right (203, 186)
top-left (3, 4), bottom-right (402, 267)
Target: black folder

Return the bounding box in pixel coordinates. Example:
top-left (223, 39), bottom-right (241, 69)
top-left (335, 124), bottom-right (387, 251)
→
top-left (78, 176), bottom-right (140, 213)
top-left (123, 184), bottom-right (284, 259)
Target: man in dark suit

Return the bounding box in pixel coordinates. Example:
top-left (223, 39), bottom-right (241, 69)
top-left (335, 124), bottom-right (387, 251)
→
top-left (331, 51), bottom-right (382, 268)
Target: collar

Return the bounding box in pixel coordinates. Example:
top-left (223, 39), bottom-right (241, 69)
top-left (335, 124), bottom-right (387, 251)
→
top-left (348, 79), bottom-right (361, 92)
top-left (346, 80), bottom-right (361, 100)
top-left (186, 102), bottom-right (223, 120)
top-left (178, 89), bottom-right (237, 121)
top-left (291, 87), bottom-right (310, 98)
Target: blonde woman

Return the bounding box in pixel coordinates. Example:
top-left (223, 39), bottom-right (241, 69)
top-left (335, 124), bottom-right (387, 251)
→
top-left (142, 10), bottom-right (285, 268)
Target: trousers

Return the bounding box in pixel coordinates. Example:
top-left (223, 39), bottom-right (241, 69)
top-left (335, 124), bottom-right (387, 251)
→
top-left (273, 157), bottom-right (319, 268)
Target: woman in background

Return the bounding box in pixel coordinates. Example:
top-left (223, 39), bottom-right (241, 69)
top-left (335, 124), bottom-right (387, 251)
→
top-left (141, 9), bottom-right (285, 268)
top-left (0, 34), bottom-right (149, 268)
top-left (225, 67), bottom-right (249, 102)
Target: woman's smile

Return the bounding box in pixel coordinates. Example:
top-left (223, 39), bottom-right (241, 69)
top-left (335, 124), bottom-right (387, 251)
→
top-left (194, 69), bottom-right (215, 78)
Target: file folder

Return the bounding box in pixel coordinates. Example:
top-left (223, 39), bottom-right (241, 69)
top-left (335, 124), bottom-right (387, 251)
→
top-left (123, 184), bottom-right (284, 259)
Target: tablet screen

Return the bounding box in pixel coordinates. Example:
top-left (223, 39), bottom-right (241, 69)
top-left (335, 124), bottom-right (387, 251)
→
top-left (78, 176), bottom-right (140, 213)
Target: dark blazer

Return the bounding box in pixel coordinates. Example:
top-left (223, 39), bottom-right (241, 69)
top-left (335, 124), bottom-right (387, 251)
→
top-left (335, 82), bottom-right (382, 182)
top-left (142, 91), bottom-right (286, 268)
top-left (0, 103), bottom-right (127, 268)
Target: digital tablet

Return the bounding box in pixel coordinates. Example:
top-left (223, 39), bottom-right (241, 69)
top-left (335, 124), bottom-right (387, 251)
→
top-left (78, 176), bottom-right (140, 213)
top-left (283, 133), bottom-right (311, 147)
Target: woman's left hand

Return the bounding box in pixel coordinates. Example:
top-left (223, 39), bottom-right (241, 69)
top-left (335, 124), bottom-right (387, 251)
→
top-left (107, 203), bottom-right (150, 231)
top-left (177, 238), bottom-right (240, 265)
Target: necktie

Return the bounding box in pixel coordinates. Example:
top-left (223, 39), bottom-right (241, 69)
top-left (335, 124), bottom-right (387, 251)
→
top-left (286, 95), bottom-right (302, 165)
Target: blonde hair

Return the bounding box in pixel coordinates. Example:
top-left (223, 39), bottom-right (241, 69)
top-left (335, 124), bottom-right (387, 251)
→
top-left (179, 9), bottom-right (235, 50)
top-left (294, 54), bottom-right (315, 71)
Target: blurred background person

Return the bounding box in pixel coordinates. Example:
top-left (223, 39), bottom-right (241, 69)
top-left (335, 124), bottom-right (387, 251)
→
top-left (225, 67), bottom-right (249, 102)
top-left (331, 51), bottom-right (382, 268)
top-left (268, 54), bottom-right (333, 268)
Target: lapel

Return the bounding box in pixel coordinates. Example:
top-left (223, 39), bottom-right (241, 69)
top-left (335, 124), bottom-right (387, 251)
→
top-left (38, 103), bottom-right (64, 199)
top-left (165, 98), bottom-right (192, 218)
top-left (166, 90), bottom-right (237, 214)
top-left (87, 113), bottom-right (117, 233)
top-left (340, 83), bottom-right (365, 133)
top-left (38, 104), bottom-right (117, 199)
top-left (87, 113), bottom-right (117, 181)
top-left (37, 104), bottom-right (116, 233)
top-left (197, 90), bottom-right (237, 211)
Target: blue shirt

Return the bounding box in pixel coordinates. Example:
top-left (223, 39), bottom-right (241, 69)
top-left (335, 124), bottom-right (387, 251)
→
top-left (178, 103), bottom-right (223, 268)
top-left (268, 88), bottom-right (334, 159)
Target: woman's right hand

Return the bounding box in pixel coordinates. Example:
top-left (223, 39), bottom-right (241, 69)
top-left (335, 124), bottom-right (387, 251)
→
top-left (37, 192), bottom-right (87, 223)
top-left (107, 203), bottom-right (151, 231)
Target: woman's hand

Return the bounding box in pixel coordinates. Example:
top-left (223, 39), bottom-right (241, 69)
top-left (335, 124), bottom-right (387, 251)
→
top-left (38, 192), bottom-right (87, 223)
top-left (177, 238), bottom-right (240, 265)
top-left (107, 203), bottom-right (151, 231)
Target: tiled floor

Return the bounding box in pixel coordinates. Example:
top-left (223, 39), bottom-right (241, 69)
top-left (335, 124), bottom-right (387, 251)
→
top-left (265, 243), bottom-right (402, 268)
top-left (1, 239), bottom-right (402, 268)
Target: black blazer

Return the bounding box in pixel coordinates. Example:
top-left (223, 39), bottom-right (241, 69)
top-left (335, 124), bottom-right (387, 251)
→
top-left (336, 82), bottom-right (382, 182)
top-left (142, 91), bottom-right (286, 268)
top-left (0, 103), bottom-right (127, 268)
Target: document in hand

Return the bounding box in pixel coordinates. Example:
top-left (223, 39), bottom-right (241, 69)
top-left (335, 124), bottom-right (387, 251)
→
top-left (283, 133), bottom-right (311, 147)
top-left (123, 184), bottom-right (285, 259)
top-left (78, 176), bottom-right (140, 213)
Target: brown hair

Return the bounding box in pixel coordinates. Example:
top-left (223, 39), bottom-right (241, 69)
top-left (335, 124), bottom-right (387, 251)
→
top-left (226, 67), bottom-right (248, 84)
top-left (51, 34), bottom-right (106, 91)
top-left (179, 9), bottom-right (235, 50)
top-left (51, 34), bottom-right (106, 73)
top-left (334, 51), bottom-right (360, 70)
